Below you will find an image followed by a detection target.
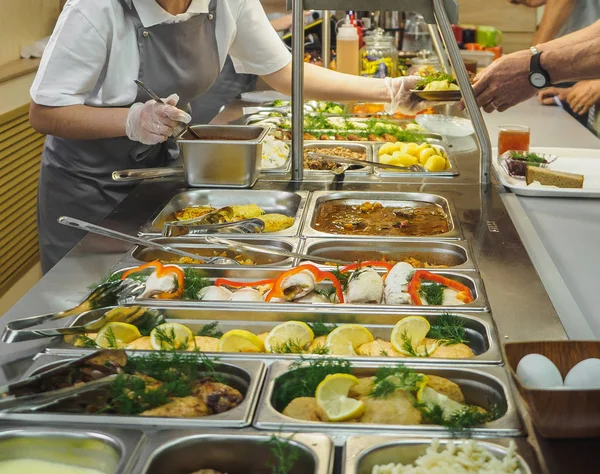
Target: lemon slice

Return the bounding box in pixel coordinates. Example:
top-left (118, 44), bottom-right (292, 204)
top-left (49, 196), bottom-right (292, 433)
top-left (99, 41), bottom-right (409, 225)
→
top-left (218, 329), bottom-right (265, 353)
top-left (326, 324), bottom-right (374, 356)
top-left (418, 386), bottom-right (465, 417)
top-left (315, 373), bottom-right (365, 421)
top-left (96, 322), bottom-right (141, 349)
top-left (150, 323), bottom-right (193, 350)
top-left (391, 316), bottom-right (431, 354)
top-left (265, 321), bottom-right (314, 353)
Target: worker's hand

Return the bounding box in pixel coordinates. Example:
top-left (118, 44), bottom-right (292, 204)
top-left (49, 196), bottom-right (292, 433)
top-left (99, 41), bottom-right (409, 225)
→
top-left (465, 49), bottom-right (536, 113)
top-left (384, 76), bottom-right (437, 115)
top-left (126, 94), bottom-right (192, 145)
top-left (566, 80), bottom-right (600, 115)
top-left (538, 87), bottom-right (569, 105)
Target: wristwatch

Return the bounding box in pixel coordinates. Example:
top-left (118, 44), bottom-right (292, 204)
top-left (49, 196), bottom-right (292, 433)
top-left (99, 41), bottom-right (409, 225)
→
top-left (529, 46), bottom-right (552, 89)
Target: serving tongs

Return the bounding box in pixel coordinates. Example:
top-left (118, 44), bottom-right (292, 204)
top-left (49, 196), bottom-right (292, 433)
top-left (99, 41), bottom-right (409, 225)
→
top-left (307, 152), bottom-right (427, 175)
top-left (1, 280), bottom-right (145, 343)
top-left (162, 207), bottom-right (265, 237)
top-left (204, 236), bottom-right (351, 266)
top-left (0, 350), bottom-right (125, 412)
top-left (58, 216), bottom-right (242, 265)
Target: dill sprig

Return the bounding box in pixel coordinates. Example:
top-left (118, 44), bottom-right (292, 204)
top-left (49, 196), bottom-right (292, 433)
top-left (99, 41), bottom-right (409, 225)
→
top-left (197, 321), bottom-right (223, 338)
top-left (152, 326), bottom-right (189, 351)
top-left (73, 335), bottom-right (99, 348)
top-left (104, 327), bottom-right (119, 349)
top-left (418, 402), bottom-right (499, 431)
top-left (87, 272), bottom-right (121, 292)
top-left (416, 72), bottom-right (456, 90)
top-left (136, 310), bottom-right (166, 337)
top-left (420, 282), bottom-right (445, 306)
top-left (306, 321), bottom-right (338, 338)
top-left (271, 339), bottom-right (306, 354)
top-left (265, 435), bottom-right (300, 474)
top-left (369, 365), bottom-right (426, 398)
top-left (509, 151), bottom-right (546, 163)
top-left (309, 344), bottom-right (330, 355)
top-left (183, 268), bottom-right (211, 300)
top-left (275, 358), bottom-right (352, 409)
top-left (427, 314), bottom-right (468, 346)
top-left (400, 330), bottom-right (430, 358)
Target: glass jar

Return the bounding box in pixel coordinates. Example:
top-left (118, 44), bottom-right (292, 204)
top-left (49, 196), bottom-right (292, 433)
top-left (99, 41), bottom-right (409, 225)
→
top-left (402, 12), bottom-right (432, 52)
top-left (360, 28), bottom-right (398, 78)
top-left (407, 50), bottom-right (441, 76)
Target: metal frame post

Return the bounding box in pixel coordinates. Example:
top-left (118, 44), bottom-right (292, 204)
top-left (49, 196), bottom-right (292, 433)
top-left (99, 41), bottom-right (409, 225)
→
top-left (428, 23), bottom-right (450, 73)
top-left (433, 0), bottom-right (491, 184)
top-left (291, 0), bottom-right (305, 182)
top-left (322, 11), bottom-right (331, 69)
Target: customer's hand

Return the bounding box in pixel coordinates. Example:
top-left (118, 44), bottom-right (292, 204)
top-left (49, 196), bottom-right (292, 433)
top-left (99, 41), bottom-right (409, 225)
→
top-left (538, 87), bottom-right (570, 105)
top-left (126, 94), bottom-right (191, 145)
top-left (384, 76), bottom-right (440, 114)
top-left (566, 80), bottom-right (600, 115)
top-left (467, 49), bottom-right (536, 113)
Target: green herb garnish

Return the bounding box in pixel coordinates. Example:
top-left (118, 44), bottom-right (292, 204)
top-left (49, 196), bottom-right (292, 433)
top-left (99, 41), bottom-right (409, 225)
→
top-left (197, 321), bottom-right (223, 338)
top-left (183, 268), bottom-right (211, 300)
top-left (306, 321), bottom-right (338, 337)
top-left (399, 330), bottom-right (430, 358)
top-left (103, 327), bottom-right (119, 349)
top-left (309, 344), bottom-right (330, 355)
top-left (275, 357), bottom-right (351, 408)
top-left (427, 314), bottom-right (468, 346)
top-left (419, 403), bottom-right (499, 431)
top-left (265, 434), bottom-right (300, 474)
top-left (271, 339), bottom-right (306, 354)
top-left (73, 335), bottom-right (99, 348)
top-left (509, 151), bottom-right (546, 163)
top-left (136, 310), bottom-right (167, 337)
top-left (369, 364), bottom-right (427, 398)
top-left (419, 282), bottom-right (445, 306)
top-left (415, 72), bottom-right (456, 90)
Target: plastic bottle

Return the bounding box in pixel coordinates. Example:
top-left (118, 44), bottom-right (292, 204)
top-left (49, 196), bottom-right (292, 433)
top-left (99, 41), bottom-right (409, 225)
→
top-left (336, 16), bottom-right (360, 75)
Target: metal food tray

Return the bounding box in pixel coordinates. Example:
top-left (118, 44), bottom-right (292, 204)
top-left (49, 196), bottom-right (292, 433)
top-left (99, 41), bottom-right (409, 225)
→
top-left (303, 191), bottom-right (462, 240)
top-left (372, 140), bottom-right (460, 178)
top-left (115, 237), bottom-right (300, 270)
top-left (3, 353), bottom-right (265, 429)
top-left (113, 266), bottom-right (489, 312)
top-left (46, 310), bottom-right (502, 365)
top-left (343, 435), bottom-right (541, 473)
top-left (300, 239), bottom-right (476, 271)
top-left (0, 426), bottom-right (143, 474)
top-left (139, 190), bottom-right (309, 238)
top-left (254, 362), bottom-right (523, 437)
top-left (303, 141), bottom-right (374, 176)
top-left (130, 430), bottom-right (334, 474)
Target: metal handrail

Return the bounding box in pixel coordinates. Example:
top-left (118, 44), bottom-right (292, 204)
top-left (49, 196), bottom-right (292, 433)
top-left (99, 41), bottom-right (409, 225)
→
top-left (291, 0), bottom-right (305, 182)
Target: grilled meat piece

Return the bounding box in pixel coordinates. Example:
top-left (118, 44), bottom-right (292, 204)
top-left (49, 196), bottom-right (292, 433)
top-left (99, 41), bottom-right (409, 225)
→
top-left (141, 396), bottom-right (212, 417)
top-left (192, 380), bottom-right (243, 413)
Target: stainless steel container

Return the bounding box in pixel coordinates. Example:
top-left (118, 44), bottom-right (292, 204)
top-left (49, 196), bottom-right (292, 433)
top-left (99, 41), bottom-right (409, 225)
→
top-left (139, 189), bottom-right (308, 238)
top-left (300, 239), bottom-right (475, 271)
top-left (132, 430), bottom-right (334, 474)
top-left (372, 141), bottom-right (460, 178)
top-left (5, 354), bottom-right (265, 429)
top-left (177, 125), bottom-right (269, 188)
top-left (254, 362), bottom-right (523, 437)
top-left (303, 191), bottom-right (462, 240)
top-left (47, 310), bottom-right (502, 365)
top-left (344, 436), bottom-right (541, 473)
top-left (0, 427), bottom-right (140, 474)
top-left (303, 141), bottom-right (373, 176)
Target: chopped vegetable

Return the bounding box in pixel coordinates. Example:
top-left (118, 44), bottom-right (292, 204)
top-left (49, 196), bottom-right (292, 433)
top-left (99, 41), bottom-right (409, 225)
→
top-left (266, 264), bottom-right (344, 303)
top-left (121, 260), bottom-right (184, 300)
top-left (407, 270), bottom-right (474, 305)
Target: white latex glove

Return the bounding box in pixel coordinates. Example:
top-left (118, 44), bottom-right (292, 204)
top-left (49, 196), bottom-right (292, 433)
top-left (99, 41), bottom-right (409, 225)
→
top-left (126, 93), bottom-right (192, 145)
top-left (384, 76), bottom-right (434, 115)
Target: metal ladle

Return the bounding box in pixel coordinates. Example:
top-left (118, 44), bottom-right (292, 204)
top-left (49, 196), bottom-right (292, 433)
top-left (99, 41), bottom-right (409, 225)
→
top-left (58, 216), bottom-right (241, 265)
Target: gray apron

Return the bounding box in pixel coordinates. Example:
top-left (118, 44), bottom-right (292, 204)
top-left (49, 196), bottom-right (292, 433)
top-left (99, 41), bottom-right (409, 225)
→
top-left (37, 0), bottom-right (220, 273)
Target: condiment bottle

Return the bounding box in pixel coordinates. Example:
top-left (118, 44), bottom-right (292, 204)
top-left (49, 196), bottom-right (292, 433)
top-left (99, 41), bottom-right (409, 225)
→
top-left (336, 16), bottom-right (360, 75)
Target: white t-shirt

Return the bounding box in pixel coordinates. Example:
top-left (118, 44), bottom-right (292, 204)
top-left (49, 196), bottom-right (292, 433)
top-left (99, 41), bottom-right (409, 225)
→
top-left (30, 0), bottom-right (292, 107)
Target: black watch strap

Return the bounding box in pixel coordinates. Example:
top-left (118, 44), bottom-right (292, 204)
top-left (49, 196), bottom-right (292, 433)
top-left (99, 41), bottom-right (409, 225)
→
top-left (529, 46), bottom-right (552, 89)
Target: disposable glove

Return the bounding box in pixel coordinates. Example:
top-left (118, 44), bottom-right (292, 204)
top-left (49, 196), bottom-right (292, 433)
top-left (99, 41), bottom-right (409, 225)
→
top-left (126, 93), bottom-right (192, 145)
top-left (384, 76), bottom-right (436, 115)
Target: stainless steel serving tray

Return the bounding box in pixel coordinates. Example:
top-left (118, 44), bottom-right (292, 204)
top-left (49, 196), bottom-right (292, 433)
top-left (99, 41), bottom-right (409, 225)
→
top-left (114, 267), bottom-right (489, 312)
top-left (0, 426), bottom-right (143, 474)
top-left (46, 310), bottom-right (501, 365)
top-left (131, 430), bottom-right (334, 474)
top-left (115, 237), bottom-right (300, 270)
top-left (303, 191), bottom-right (462, 240)
top-left (300, 239), bottom-right (476, 271)
top-left (3, 353), bottom-right (265, 429)
top-left (139, 190), bottom-right (309, 238)
top-left (344, 435), bottom-right (541, 473)
top-left (372, 140), bottom-right (459, 178)
top-left (254, 362), bottom-right (523, 437)
top-left (303, 141), bottom-right (373, 176)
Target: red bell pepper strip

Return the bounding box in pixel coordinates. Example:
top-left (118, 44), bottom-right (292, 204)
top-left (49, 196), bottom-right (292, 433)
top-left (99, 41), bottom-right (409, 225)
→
top-left (215, 278), bottom-right (275, 288)
top-left (407, 270), bottom-right (474, 305)
top-left (266, 264), bottom-right (344, 303)
top-left (340, 261), bottom-right (394, 273)
top-left (120, 260), bottom-right (184, 300)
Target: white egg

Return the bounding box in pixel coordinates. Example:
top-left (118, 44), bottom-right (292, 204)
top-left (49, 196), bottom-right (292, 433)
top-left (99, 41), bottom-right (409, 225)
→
top-left (564, 358), bottom-right (600, 389)
top-left (516, 353), bottom-right (563, 389)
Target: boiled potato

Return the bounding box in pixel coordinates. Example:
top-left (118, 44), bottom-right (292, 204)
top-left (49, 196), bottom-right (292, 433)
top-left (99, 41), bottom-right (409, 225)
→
top-left (379, 153), bottom-right (394, 162)
top-left (394, 153), bottom-right (419, 167)
top-left (419, 147), bottom-right (437, 164)
top-left (379, 143), bottom-right (401, 155)
top-left (417, 143), bottom-right (431, 152)
top-left (403, 143), bottom-right (419, 156)
top-left (424, 155), bottom-right (448, 172)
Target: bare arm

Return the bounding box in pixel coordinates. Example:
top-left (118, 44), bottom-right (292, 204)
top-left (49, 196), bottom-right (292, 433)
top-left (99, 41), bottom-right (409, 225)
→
top-left (30, 103), bottom-right (129, 139)
top-left (471, 20), bottom-right (600, 112)
top-left (261, 62), bottom-right (389, 102)
top-left (532, 0), bottom-right (575, 44)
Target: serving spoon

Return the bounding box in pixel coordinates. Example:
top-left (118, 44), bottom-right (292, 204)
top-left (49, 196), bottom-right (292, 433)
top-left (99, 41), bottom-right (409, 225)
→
top-left (307, 151), bottom-right (427, 174)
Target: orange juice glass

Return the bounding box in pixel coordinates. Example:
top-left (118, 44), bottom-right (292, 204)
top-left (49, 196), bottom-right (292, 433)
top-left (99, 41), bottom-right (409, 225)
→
top-left (498, 125), bottom-right (530, 156)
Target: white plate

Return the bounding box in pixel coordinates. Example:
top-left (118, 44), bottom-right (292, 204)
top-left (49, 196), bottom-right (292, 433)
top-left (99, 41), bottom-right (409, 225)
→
top-left (493, 146), bottom-right (600, 198)
top-left (416, 114), bottom-right (475, 137)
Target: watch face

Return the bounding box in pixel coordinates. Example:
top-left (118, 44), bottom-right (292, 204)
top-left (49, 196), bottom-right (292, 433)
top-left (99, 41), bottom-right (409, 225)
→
top-left (530, 72), bottom-right (547, 88)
